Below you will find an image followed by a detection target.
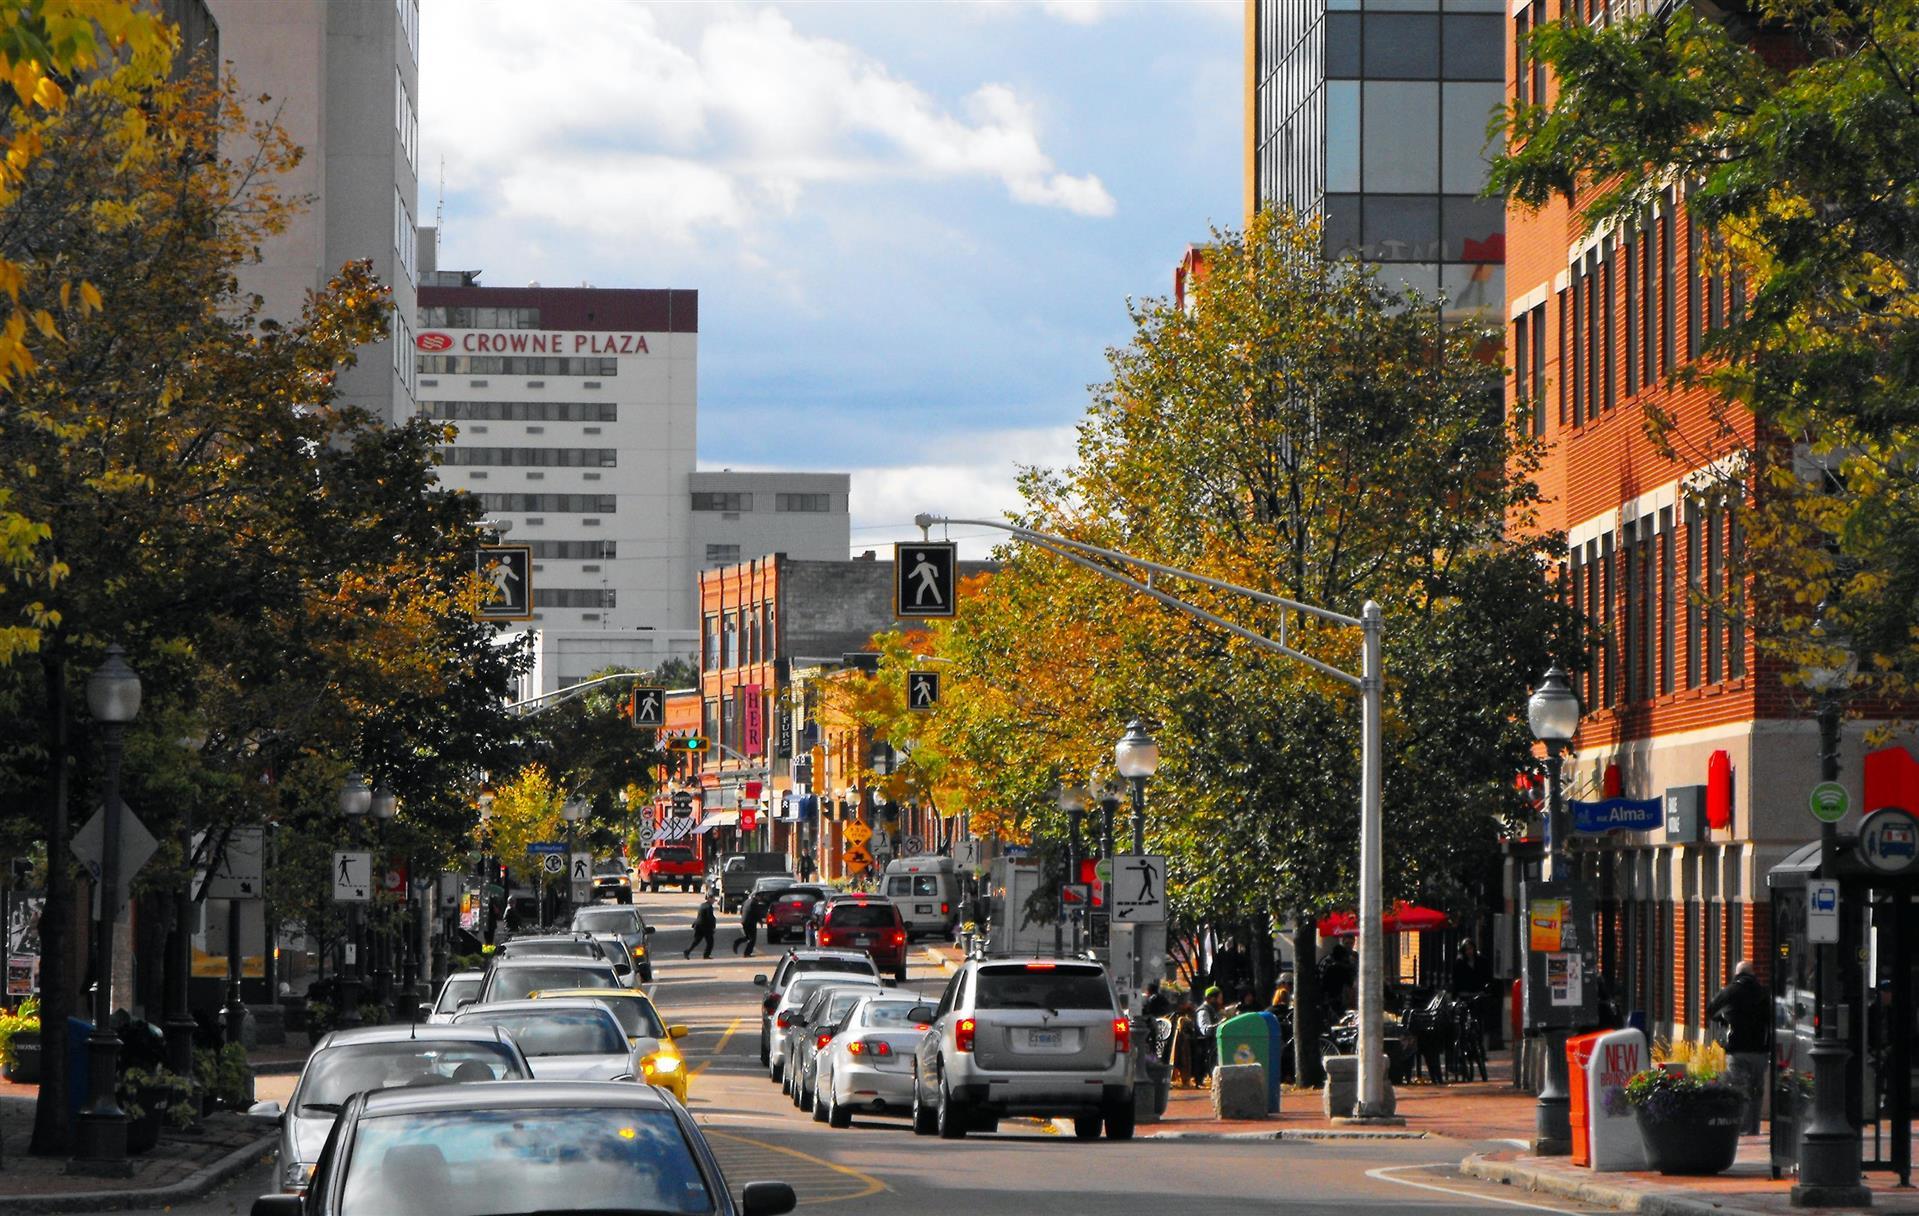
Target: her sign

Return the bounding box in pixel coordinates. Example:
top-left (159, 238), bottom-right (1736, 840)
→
top-left (1585, 1027), bottom-right (1649, 1170)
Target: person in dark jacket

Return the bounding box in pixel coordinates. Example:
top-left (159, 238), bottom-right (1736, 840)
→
top-left (1707, 959), bottom-right (1771, 1133)
top-left (685, 896), bottom-right (717, 959)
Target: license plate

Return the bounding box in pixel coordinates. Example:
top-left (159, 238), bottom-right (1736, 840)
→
top-left (1028, 1030), bottom-right (1062, 1048)
top-left (916, 904), bottom-right (932, 914)
top-left (855, 935), bottom-right (872, 946)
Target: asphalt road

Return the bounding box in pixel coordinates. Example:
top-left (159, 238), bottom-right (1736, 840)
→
top-left (129, 889), bottom-right (1616, 1216)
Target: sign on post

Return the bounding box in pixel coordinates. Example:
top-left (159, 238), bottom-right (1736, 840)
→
top-left (1061, 883), bottom-right (1092, 908)
top-left (638, 823), bottom-right (657, 847)
top-left (906, 671), bottom-right (941, 711)
top-left (333, 851), bottom-right (371, 902)
top-left (1809, 782), bottom-right (1849, 824)
top-left (202, 827), bottom-right (265, 900)
top-left (894, 542), bottom-right (958, 618)
top-left (71, 801), bottom-right (159, 917)
top-left (902, 834), bottom-right (924, 856)
top-left (1808, 879), bottom-right (1841, 944)
top-left (671, 791), bottom-right (695, 816)
top-left (630, 687), bottom-right (665, 728)
top-left (1110, 855), bottom-right (1165, 924)
top-left (476, 545), bottom-right (533, 621)
top-left (570, 853), bottom-right (592, 884)
top-left (1570, 798), bottom-right (1663, 834)
top-left (844, 822), bottom-right (873, 846)
top-left (1857, 807), bottom-right (1919, 874)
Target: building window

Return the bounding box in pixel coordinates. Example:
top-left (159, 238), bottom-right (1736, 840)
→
top-left (1599, 530), bottom-right (1615, 707)
top-left (1600, 241), bottom-right (1615, 411)
top-left (705, 544), bottom-right (741, 567)
top-left (415, 355), bottom-right (617, 377)
top-left (437, 448), bottom-right (617, 468)
top-left (1639, 216), bottom-right (1655, 389)
top-left (775, 493), bottom-right (832, 513)
top-left (395, 0), bottom-right (419, 60)
top-left (533, 588), bottom-right (614, 608)
top-left (418, 306), bottom-right (544, 329)
top-left (1685, 501), bottom-right (1702, 688)
top-left (394, 69), bottom-right (419, 171)
top-left (1659, 508), bottom-right (1675, 695)
top-left (1530, 303), bottom-right (1547, 434)
top-left (703, 616), bottom-right (719, 672)
top-left (528, 541), bottom-right (615, 559)
top-left (393, 188), bottom-right (416, 286)
top-left (722, 612), bottom-right (738, 669)
top-left (1659, 199), bottom-right (1675, 375)
top-left (422, 400), bottom-right (615, 422)
top-left (1513, 313), bottom-right (1530, 432)
top-left (1623, 227), bottom-right (1638, 398)
top-left (475, 494), bottom-right (617, 513)
top-left (703, 698), bottom-right (719, 745)
top-left (1706, 503), bottom-right (1724, 683)
top-left (391, 310), bottom-right (416, 400)
top-left (691, 492), bottom-right (752, 513)
top-left (1622, 523), bottom-right (1639, 703)
top-left (1558, 287), bottom-right (1571, 426)
top-left (1687, 206), bottom-right (1704, 359)
top-left (1727, 502), bottom-right (1745, 679)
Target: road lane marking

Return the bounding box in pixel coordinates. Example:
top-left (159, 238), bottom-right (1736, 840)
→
top-left (705, 1128), bottom-right (887, 1204)
top-left (1366, 1164), bottom-right (1598, 1212)
top-left (690, 1015), bottom-right (744, 1079)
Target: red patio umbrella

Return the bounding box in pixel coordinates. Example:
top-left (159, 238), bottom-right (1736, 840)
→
top-left (1316, 901), bottom-right (1448, 939)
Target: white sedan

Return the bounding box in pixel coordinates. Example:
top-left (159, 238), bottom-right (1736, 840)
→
top-left (812, 994), bottom-right (933, 1128)
top-left (451, 999), bottom-right (640, 1081)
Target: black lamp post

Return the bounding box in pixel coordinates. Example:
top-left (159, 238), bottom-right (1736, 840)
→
top-left (73, 644), bottom-right (141, 1171)
top-left (1527, 665), bottom-right (1579, 1156)
top-left (1057, 784), bottom-right (1089, 954)
top-left (1792, 612), bottom-right (1870, 1208)
top-left (1114, 720), bottom-right (1159, 857)
top-left (337, 773), bottom-right (371, 1029)
top-left (562, 796), bottom-right (589, 922)
top-left (164, 736), bottom-right (200, 1081)
top-left (369, 787), bottom-right (396, 1009)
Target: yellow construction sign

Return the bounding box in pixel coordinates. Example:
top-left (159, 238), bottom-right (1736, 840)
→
top-left (843, 846), bottom-right (875, 871)
top-left (843, 822), bottom-right (873, 846)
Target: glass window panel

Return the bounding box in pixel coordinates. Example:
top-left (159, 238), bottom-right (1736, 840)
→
top-left (1327, 82), bottom-right (1360, 192)
top-left (1363, 83), bottom-right (1439, 191)
top-left (1439, 262), bottom-right (1502, 319)
top-left (1442, 0), bottom-right (1505, 10)
top-left (1384, 263), bottom-right (1441, 300)
top-left (1324, 194), bottom-right (1363, 259)
top-left (1441, 194), bottom-right (1503, 262)
top-left (1327, 13), bottom-right (1361, 76)
top-left (1364, 13), bottom-right (1439, 77)
top-left (1364, 0), bottom-right (1438, 10)
top-left (1440, 81), bottom-right (1503, 194)
top-left (1361, 195), bottom-right (1440, 261)
top-left (1441, 15), bottom-right (1503, 79)
top-left (1328, 0), bottom-right (1360, 11)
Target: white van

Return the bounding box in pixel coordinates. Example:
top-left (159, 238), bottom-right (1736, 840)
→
top-left (881, 855), bottom-right (959, 940)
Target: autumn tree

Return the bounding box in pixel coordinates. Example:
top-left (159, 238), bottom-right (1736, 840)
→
top-left (1490, 0), bottom-right (1919, 695)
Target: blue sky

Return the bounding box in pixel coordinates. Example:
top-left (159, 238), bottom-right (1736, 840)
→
top-left (420, 0), bottom-right (1240, 555)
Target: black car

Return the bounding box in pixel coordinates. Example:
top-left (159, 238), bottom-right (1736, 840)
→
top-left (249, 1080), bottom-right (796, 1216)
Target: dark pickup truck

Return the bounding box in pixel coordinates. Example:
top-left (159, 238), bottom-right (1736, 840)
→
top-left (713, 852), bottom-right (791, 913)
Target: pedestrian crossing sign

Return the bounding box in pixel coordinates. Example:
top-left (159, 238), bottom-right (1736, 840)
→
top-left (476, 545), bottom-right (533, 621)
top-left (894, 542), bottom-right (957, 619)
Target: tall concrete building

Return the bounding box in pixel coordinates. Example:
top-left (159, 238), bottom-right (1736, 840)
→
top-left (688, 470), bottom-right (850, 575)
top-left (1245, 0), bottom-right (1507, 317)
top-left (206, 0), bottom-right (422, 421)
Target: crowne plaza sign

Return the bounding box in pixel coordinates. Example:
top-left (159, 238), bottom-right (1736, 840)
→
top-left (415, 330), bottom-right (653, 355)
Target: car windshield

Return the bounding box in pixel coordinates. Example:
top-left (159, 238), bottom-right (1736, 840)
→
top-left (830, 904), bottom-right (896, 928)
top-left (572, 910), bottom-right (639, 934)
top-left (975, 965), bottom-right (1112, 1010)
top-left (774, 894), bottom-right (818, 912)
top-left (296, 1042), bottom-right (522, 1111)
top-left (796, 958), bottom-right (878, 979)
top-left (488, 966), bottom-right (615, 1002)
top-left (337, 1106), bottom-right (712, 1215)
top-left (822, 991), bottom-right (867, 1025)
top-left (456, 1009), bottom-right (624, 1057)
top-left (586, 999), bottom-right (666, 1040)
top-left (784, 975), bottom-right (869, 1008)
top-left (860, 1002), bottom-right (929, 1029)
top-left (654, 847), bottom-right (695, 863)
top-left (433, 977), bottom-right (482, 1014)
top-left (500, 939), bottom-right (598, 959)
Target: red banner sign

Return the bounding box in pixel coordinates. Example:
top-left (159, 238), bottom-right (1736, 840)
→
top-left (742, 684), bottom-right (764, 755)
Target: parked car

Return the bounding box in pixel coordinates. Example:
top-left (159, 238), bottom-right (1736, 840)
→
top-left (640, 844), bottom-right (705, 893)
top-left (813, 994), bottom-right (932, 1127)
top-left (475, 957), bottom-right (622, 1005)
top-left (764, 973), bottom-right (882, 1085)
top-left (910, 957), bottom-right (1135, 1140)
top-left (752, 948), bottom-right (884, 1067)
top-left (532, 987), bottom-right (691, 1102)
top-left (714, 851), bottom-right (791, 913)
top-left (491, 933), bottom-right (614, 964)
top-left (249, 1024), bottom-right (530, 1195)
top-left (424, 971), bottom-right (484, 1024)
top-left (881, 856), bottom-right (960, 940)
top-left (570, 905), bottom-right (655, 983)
top-left (809, 895), bottom-right (910, 982)
top-left (451, 998), bottom-right (638, 1081)
top-left (246, 1081), bottom-right (797, 1216)
top-left (782, 985), bottom-right (876, 1111)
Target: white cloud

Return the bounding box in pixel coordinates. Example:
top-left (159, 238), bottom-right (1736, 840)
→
top-left (421, 1), bottom-right (1114, 254)
top-left (844, 424), bottom-right (1080, 560)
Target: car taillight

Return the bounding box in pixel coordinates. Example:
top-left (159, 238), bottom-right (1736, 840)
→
top-left (955, 1017), bottom-right (975, 1052)
top-left (890, 931), bottom-right (905, 946)
top-left (817, 931), bottom-right (832, 945)
top-left (815, 1032), bottom-right (833, 1049)
top-left (776, 1012), bottom-right (791, 1029)
top-left (1113, 1017), bottom-right (1130, 1054)
top-left (941, 903), bottom-right (949, 914)
top-left (767, 914), bottom-right (777, 925)
top-left (764, 992), bottom-right (780, 1014)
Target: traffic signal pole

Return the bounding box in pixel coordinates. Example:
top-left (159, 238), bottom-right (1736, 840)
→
top-left (915, 513), bottom-right (1396, 1122)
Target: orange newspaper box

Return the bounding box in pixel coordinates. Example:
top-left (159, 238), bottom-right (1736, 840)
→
top-left (1566, 1031), bottom-right (1608, 1166)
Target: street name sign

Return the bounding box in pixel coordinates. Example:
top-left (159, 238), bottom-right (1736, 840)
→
top-left (1110, 855), bottom-right (1166, 924)
top-left (476, 545), bottom-right (533, 621)
top-left (894, 542), bottom-right (957, 618)
top-left (906, 671), bottom-right (941, 711)
top-left (1570, 797), bottom-right (1663, 834)
top-left (333, 851), bottom-right (371, 902)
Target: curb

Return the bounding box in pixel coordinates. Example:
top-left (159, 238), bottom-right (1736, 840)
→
top-left (0, 1134), bottom-right (275, 1215)
top-left (918, 947), bottom-right (961, 976)
top-left (1147, 1128), bottom-right (1431, 1141)
top-left (1460, 1152), bottom-right (1776, 1216)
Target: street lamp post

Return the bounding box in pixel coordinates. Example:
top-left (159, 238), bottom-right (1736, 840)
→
top-left (337, 773), bottom-right (372, 1029)
top-left (1058, 784), bottom-right (1089, 954)
top-left (1114, 721), bottom-right (1158, 857)
top-left (562, 796), bottom-right (589, 922)
top-left (1526, 665), bottom-right (1579, 1156)
top-left (476, 784), bottom-right (498, 948)
top-left (369, 788), bottom-right (396, 1009)
top-left (1792, 613), bottom-right (1870, 1208)
top-left (73, 645), bottom-right (141, 1171)
top-left (1095, 778), bottom-right (1120, 863)
top-left (164, 737), bottom-right (199, 1080)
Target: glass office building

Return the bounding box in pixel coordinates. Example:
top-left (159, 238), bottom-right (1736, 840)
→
top-left (1249, 0), bottom-right (1506, 318)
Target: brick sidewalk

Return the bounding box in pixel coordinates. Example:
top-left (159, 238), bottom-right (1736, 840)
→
top-left (1465, 1142), bottom-right (1918, 1215)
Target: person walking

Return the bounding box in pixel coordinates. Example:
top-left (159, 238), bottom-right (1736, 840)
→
top-left (797, 850), bottom-right (815, 882)
top-left (1707, 959), bottom-right (1771, 1134)
top-left (731, 897), bottom-right (760, 957)
top-left (685, 895), bottom-right (717, 960)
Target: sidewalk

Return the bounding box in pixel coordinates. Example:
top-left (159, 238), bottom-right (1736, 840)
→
top-left (1462, 1143), bottom-right (1919, 1215)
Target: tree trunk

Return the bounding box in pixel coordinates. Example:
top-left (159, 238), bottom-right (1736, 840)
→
top-left (1251, 910), bottom-right (1275, 1000)
top-left (1292, 911), bottom-right (1324, 1089)
top-left (30, 648), bottom-right (70, 1156)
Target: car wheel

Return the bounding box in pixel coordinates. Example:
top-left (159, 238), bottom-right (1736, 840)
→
top-left (936, 1072), bottom-right (967, 1140)
top-left (773, 1055), bottom-right (785, 1085)
top-left (810, 1075), bottom-right (828, 1121)
top-left (1104, 1101), bottom-right (1136, 1141)
top-left (828, 1082), bottom-right (852, 1129)
top-left (910, 1074), bottom-right (937, 1136)
top-left (759, 1035), bottom-right (770, 1068)
top-left (639, 964), bottom-right (653, 983)
top-left (894, 963), bottom-right (908, 983)
top-left (1072, 1112), bottom-right (1102, 1140)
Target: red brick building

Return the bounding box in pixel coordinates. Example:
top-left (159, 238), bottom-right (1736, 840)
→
top-left (1502, 4), bottom-right (1919, 1040)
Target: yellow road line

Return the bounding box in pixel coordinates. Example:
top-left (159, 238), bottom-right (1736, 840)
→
top-left (705, 1129), bottom-right (887, 1204)
top-left (690, 1015), bottom-right (743, 1079)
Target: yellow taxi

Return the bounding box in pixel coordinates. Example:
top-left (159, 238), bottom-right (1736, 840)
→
top-left (530, 988), bottom-right (690, 1102)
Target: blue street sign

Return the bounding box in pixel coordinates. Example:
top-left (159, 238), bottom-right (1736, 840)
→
top-left (1570, 797), bottom-right (1663, 834)
top-left (527, 842), bottom-right (566, 855)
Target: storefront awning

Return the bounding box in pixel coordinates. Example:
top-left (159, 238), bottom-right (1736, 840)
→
top-left (693, 811), bottom-right (740, 834)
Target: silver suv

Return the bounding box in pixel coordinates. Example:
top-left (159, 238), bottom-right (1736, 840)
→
top-left (910, 957), bottom-right (1134, 1141)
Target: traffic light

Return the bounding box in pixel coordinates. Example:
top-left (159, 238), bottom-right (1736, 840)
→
top-left (665, 734), bottom-right (709, 754)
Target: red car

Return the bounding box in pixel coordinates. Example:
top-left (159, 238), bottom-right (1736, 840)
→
top-left (764, 888), bottom-right (827, 944)
top-left (639, 844), bottom-right (702, 893)
top-left (809, 896), bottom-right (909, 982)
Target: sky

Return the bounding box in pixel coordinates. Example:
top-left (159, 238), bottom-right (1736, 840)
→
top-left (420, 0), bottom-right (1241, 557)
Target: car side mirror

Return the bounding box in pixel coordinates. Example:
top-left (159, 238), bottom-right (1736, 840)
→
top-left (251, 1195), bottom-right (304, 1216)
top-left (246, 1099), bottom-right (283, 1121)
top-left (741, 1181), bottom-right (797, 1216)
top-left (752, 974), bottom-right (768, 987)
top-left (907, 1005), bottom-right (934, 1024)
top-left (417, 1003), bottom-right (434, 1020)
top-left (456, 999), bottom-right (475, 1010)
top-left (668, 1024), bottom-right (688, 1040)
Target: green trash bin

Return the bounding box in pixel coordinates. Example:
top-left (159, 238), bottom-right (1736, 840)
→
top-left (1216, 1010), bottom-right (1283, 1113)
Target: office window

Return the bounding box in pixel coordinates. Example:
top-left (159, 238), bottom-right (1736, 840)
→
top-left (703, 698), bottom-right (719, 745)
top-left (394, 69), bottom-right (419, 171)
top-left (1601, 242), bottom-right (1615, 411)
top-left (1362, 194), bottom-right (1439, 262)
top-left (705, 544), bottom-right (741, 567)
top-left (1557, 288), bottom-right (1570, 426)
top-left (1513, 313), bottom-right (1530, 431)
top-left (1727, 504), bottom-right (1745, 679)
top-left (395, 0), bottom-right (419, 59)
top-left (533, 588), bottom-right (614, 609)
top-left (1660, 200), bottom-right (1675, 375)
top-left (1364, 13), bottom-right (1439, 78)
top-left (1584, 252), bottom-right (1599, 419)
top-left (775, 493), bottom-right (832, 512)
top-left (1639, 217), bottom-right (1655, 388)
top-left (1441, 82), bottom-right (1504, 195)
top-left (437, 447), bottom-right (617, 468)
top-left (416, 355), bottom-right (617, 377)
top-left (1584, 540), bottom-right (1601, 709)
top-left (1363, 83), bottom-right (1440, 193)
top-left (1570, 272), bottom-right (1584, 425)
top-left (1624, 227), bottom-right (1638, 397)
top-left (528, 541), bottom-right (615, 559)
top-left (1600, 531), bottom-right (1615, 707)
top-left (1530, 303), bottom-right (1547, 434)
top-left (1327, 82), bottom-right (1360, 193)
top-left (419, 306), bottom-right (544, 329)
top-left (691, 492), bottom-right (752, 512)
top-left (1515, 6), bottom-right (1534, 106)
top-left (424, 400), bottom-right (616, 422)
top-left (703, 616), bottom-right (719, 672)
top-left (1327, 11), bottom-right (1361, 76)
top-left (1685, 501), bottom-right (1702, 688)
top-left (476, 493), bottom-right (616, 513)
top-left (1687, 209), bottom-right (1703, 358)
top-left (393, 188), bottom-right (416, 286)
top-left (1659, 508), bottom-right (1675, 695)
top-left (1706, 504), bottom-right (1724, 683)
top-left (722, 612), bottom-right (738, 669)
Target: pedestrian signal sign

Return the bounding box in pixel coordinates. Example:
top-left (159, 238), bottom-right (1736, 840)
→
top-left (666, 735), bottom-right (709, 753)
top-left (475, 545), bottom-right (532, 621)
top-left (894, 542), bottom-right (957, 619)
top-left (629, 687), bottom-right (665, 728)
